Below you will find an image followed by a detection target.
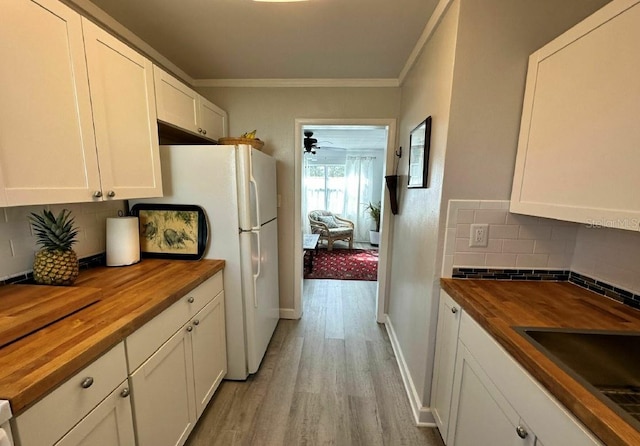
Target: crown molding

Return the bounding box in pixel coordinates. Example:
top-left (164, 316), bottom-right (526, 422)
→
top-left (398, 0), bottom-right (454, 85)
top-left (192, 78), bottom-right (400, 88)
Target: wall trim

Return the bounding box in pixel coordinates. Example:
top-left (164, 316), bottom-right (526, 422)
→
top-left (193, 78), bottom-right (400, 88)
top-left (384, 315), bottom-right (437, 426)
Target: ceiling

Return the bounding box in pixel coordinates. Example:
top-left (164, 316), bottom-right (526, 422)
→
top-left (87, 0), bottom-right (438, 80)
top-left (303, 125), bottom-right (387, 152)
top-left (302, 125), bottom-right (387, 163)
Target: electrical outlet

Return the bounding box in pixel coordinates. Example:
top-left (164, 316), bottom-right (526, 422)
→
top-left (469, 224), bottom-right (489, 247)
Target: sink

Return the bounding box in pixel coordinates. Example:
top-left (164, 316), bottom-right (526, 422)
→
top-left (516, 327), bottom-right (640, 430)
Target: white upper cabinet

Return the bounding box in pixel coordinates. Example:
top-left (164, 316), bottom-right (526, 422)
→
top-left (154, 66), bottom-right (228, 141)
top-left (82, 18), bottom-right (162, 200)
top-left (0, 0), bottom-right (163, 207)
top-left (510, 0), bottom-right (640, 230)
top-left (154, 66), bottom-right (200, 134)
top-left (0, 0), bottom-right (101, 206)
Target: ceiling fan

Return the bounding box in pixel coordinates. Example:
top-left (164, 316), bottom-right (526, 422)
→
top-left (303, 131), bottom-right (318, 154)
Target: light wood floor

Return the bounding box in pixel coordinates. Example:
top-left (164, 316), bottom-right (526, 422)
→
top-left (186, 279), bottom-right (445, 446)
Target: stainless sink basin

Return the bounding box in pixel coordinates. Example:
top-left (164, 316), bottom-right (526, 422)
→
top-left (516, 327), bottom-right (640, 430)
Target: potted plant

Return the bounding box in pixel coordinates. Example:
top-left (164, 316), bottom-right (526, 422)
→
top-left (364, 201), bottom-right (381, 246)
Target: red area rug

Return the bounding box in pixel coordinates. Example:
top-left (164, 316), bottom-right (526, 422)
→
top-left (304, 249), bottom-right (378, 281)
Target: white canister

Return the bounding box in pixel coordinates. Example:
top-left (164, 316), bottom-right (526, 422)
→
top-left (106, 217), bottom-right (140, 266)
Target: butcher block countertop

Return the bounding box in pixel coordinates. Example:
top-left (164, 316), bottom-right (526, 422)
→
top-left (441, 279), bottom-right (640, 446)
top-left (0, 258), bottom-right (225, 415)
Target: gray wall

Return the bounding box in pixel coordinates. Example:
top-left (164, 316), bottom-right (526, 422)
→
top-left (197, 87), bottom-right (401, 310)
top-left (388, 0), bottom-right (612, 412)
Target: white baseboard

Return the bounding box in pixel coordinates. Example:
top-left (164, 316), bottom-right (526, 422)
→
top-left (279, 308), bottom-right (300, 319)
top-left (384, 315), bottom-right (436, 427)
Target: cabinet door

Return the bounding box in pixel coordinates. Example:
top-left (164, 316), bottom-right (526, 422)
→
top-left (191, 291), bottom-right (227, 418)
top-left (510, 0), bottom-right (640, 230)
top-left (449, 344), bottom-right (534, 446)
top-left (82, 19), bottom-right (162, 201)
top-left (130, 326), bottom-right (196, 446)
top-left (154, 66), bottom-right (199, 135)
top-left (431, 291), bottom-right (462, 441)
top-left (55, 381), bottom-right (135, 446)
top-left (0, 0), bottom-right (100, 206)
top-left (197, 96), bottom-right (227, 141)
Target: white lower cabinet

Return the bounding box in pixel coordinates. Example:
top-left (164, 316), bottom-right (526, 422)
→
top-left (127, 273), bottom-right (227, 446)
top-left (55, 381), bottom-right (135, 446)
top-left (11, 273), bottom-right (226, 446)
top-left (130, 325), bottom-right (196, 446)
top-left (432, 302), bottom-right (602, 446)
top-left (13, 343), bottom-right (132, 446)
top-left (449, 344), bottom-right (534, 446)
top-left (192, 292), bottom-right (227, 418)
top-left (430, 291), bottom-right (461, 439)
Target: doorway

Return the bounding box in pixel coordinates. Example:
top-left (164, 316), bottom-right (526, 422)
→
top-left (293, 119), bottom-right (397, 323)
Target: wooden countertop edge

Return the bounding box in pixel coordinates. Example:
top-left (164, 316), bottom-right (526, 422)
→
top-left (1, 259), bottom-right (225, 415)
top-left (441, 278), bottom-right (640, 446)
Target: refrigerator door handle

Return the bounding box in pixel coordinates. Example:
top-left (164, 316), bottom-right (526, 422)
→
top-left (252, 229), bottom-right (261, 308)
top-left (250, 171), bottom-right (261, 231)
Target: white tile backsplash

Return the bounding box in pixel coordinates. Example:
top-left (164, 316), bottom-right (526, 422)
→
top-left (0, 201), bottom-right (126, 281)
top-left (442, 199), bottom-right (640, 302)
top-left (572, 225), bottom-right (640, 295)
top-left (441, 200), bottom-right (578, 277)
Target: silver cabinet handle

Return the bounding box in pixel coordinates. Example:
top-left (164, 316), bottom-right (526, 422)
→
top-left (187, 296), bottom-right (195, 303)
top-left (81, 377), bottom-right (94, 389)
top-left (451, 307), bottom-right (458, 314)
top-left (186, 325), bottom-right (193, 332)
top-left (107, 190), bottom-right (116, 198)
top-left (193, 319), bottom-right (200, 326)
top-left (93, 191), bottom-right (103, 198)
top-left (120, 387), bottom-right (130, 398)
top-left (515, 426), bottom-right (528, 439)
top-left (198, 128), bottom-right (203, 133)
top-left (202, 129), bottom-right (207, 135)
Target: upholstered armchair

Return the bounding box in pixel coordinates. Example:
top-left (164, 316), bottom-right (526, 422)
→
top-left (308, 210), bottom-right (354, 251)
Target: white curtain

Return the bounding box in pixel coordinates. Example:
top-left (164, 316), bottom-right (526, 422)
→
top-left (343, 156), bottom-right (376, 242)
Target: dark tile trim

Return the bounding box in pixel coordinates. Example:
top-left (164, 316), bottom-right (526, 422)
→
top-left (569, 271), bottom-right (640, 310)
top-left (1, 253), bottom-right (106, 286)
top-left (451, 267), bottom-right (640, 311)
top-left (452, 267), bottom-right (570, 282)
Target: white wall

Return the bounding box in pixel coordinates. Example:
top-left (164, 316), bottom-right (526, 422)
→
top-left (0, 201), bottom-right (125, 280)
top-left (196, 87), bottom-right (401, 310)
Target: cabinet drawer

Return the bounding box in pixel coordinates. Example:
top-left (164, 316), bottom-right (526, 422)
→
top-left (14, 342), bottom-right (127, 446)
top-left (186, 271), bottom-right (223, 318)
top-left (126, 272), bottom-right (223, 371)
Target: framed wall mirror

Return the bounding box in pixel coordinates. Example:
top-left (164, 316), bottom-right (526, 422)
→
top-left (408, 116), bottom-right (432, 188)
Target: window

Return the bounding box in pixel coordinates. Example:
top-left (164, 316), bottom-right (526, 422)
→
top-left (305, 164), bottom-right (345, 213)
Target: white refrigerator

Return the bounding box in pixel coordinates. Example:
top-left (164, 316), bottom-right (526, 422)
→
top-left (134, 144), bottom-right (280, 380)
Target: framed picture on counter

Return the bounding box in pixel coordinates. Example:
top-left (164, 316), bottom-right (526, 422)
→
top-left (130, 203), bottom-right (209, 260)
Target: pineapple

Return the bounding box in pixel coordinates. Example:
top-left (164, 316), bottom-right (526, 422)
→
top-left (29, 209), bottom-right (80, 286)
